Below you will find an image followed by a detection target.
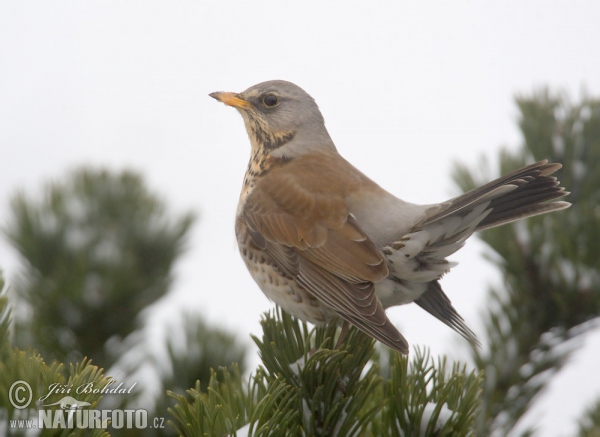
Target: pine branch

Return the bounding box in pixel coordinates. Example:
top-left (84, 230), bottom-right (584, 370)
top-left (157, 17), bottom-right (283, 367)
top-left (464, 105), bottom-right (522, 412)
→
top-left (380, 348), bottom-right (481, 436)
top-left (252, 308), bottom-right (381, 436)
top-left (452, 90), bottom-right (600, 435)
top-left (167, 308), bottom-right (482, 436)
top-left (4, 167), bottom-right (196, 366)
top-left (0, 274), bottom-right (112, 436)
top-left (577, 397), bottom-right (600, 437)
top-left (167, 365), bottom-right (249, 437)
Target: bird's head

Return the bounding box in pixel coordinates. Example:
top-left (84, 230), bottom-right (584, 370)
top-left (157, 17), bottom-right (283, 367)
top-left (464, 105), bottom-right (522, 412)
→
top-left (210, 80), bottom-right (336, 158)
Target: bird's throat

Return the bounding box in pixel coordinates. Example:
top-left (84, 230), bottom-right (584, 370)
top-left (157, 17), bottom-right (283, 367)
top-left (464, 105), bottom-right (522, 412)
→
top-left (244, 118), bottom-right (296, 152)
top-left (239, 118), bottom-right (296, 199)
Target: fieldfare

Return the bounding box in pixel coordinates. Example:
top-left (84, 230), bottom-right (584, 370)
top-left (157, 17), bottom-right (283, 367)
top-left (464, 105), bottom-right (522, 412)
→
top-left (210, 80), bottom-right (570, 354)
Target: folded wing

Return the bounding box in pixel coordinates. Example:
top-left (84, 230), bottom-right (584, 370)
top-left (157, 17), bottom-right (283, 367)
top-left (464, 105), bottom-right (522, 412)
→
top-left (242, 167), bottom-right (409, 354)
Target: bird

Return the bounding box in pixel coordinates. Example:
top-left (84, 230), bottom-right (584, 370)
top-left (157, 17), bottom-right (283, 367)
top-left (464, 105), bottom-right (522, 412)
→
top-left (209, 80), bottom-right (570, 355)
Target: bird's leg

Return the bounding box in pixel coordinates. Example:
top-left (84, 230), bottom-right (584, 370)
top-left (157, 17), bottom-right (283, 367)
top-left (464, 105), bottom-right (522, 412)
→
top-left (335, 321), bottom-right (350, 350)
top-left (333, 321), bottom-right (351, 395)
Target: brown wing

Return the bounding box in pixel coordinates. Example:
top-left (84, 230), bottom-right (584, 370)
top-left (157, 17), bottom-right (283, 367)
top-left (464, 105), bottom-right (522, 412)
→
top-left (242, 160), bottom-right (409, 354)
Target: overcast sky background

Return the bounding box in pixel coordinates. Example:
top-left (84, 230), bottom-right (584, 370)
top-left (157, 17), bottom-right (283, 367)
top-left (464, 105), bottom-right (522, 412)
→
top-left (1, 2), bottom-right (600, 435)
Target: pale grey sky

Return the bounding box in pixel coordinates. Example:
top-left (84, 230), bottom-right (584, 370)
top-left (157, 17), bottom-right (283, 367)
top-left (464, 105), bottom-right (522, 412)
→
top-left (1, 2), bottom-right (599, 434)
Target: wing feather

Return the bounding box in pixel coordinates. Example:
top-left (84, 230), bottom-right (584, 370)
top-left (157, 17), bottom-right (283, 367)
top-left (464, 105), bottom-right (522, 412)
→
top-left (241, 159), bottom-right (408, 354)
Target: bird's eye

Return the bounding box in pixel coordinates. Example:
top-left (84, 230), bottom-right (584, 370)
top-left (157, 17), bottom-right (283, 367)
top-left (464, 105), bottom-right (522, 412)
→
top-left (262, 94), bottom-right (279, 108)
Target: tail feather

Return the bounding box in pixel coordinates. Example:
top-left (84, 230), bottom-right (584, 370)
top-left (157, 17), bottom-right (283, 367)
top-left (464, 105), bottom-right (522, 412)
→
top-left (476, 201), bottom-right (570, 231)
top-left (475, 164), bottom-right (570, 230)
top-left (414, 281), bottom-right (480, 346)
top-left (452, 160), bottom-right (561, 209)
top-left (422, 160), bottom-right (570, 230)
top-left (385, 161), bottom-right (569, 348)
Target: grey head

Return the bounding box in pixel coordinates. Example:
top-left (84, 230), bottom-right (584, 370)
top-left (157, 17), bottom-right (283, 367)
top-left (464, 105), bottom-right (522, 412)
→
top-left (210, 80), bottom-right (336, 158)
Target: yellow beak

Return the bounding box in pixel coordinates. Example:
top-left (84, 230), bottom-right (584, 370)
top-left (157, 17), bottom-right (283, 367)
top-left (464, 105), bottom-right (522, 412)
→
top-left (209, 92), bottom-right (251, 109)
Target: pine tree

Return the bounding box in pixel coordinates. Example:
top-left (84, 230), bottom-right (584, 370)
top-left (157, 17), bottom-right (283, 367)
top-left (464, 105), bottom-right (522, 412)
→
top-left (577, 398), bottom-right (600, 437)
top-left (112, 311), bottom-right (248, 436)
top-left (3, 168), bottom-right (248, 436)
top-left (6, 168), bottom-right (195, 366)
top-left (168, 309), bottom-right (482, 436)
top-left (0, 271), bottom-right (113, 436)
top-left (452, 90), bottom-right (600, 435)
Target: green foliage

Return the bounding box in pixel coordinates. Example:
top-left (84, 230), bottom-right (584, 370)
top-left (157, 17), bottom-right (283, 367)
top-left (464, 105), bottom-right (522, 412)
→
top-left (5, 168), bottom-right (195, 365)
top-left (577, 398), bottom-right (600, 437)
top-left (3, 167), bottom-right (248, 436)
top-left (0, 273), bottom-right (112, 436)
top-left (167, 365), bottom-right (249, 437)
top-left (117, 312), bottom-right (248, 436)
top-left (252, 309), bottom-right (382, 436)
top-left (0, 273), bottom-right (10, 353)
top-left (452, 90), bottom-right (600, 435)
top-left (168, 309), bottom-right (482, 436)
top-left (163, 312), bottom-right (247, 396)
top-left (380, 349), bottom-right (480, 436)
